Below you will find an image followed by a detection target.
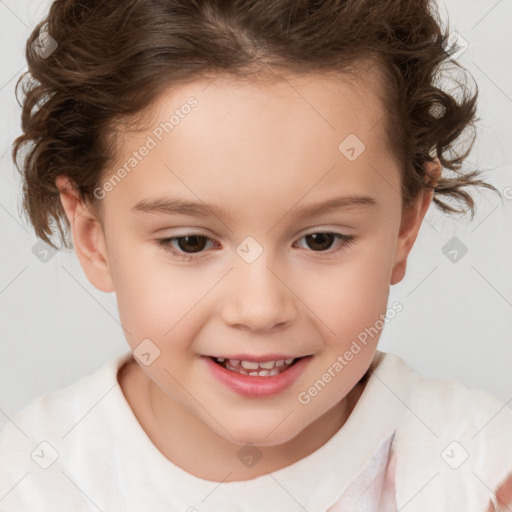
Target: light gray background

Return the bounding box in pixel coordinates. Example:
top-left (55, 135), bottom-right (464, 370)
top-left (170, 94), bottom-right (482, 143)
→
top-left (1, 0), bottom-right (511, 426)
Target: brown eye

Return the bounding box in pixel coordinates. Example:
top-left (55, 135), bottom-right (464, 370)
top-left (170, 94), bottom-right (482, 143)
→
top-left (156, 234), bottom-right (216, 261)
top-left (173, 235), bottom-right (209, 253)
top-left (295, 232), bottom-right (356, 256)
top-left (303, 232), bottom-right (337, 252)
top-left (156, 231), bottom-right (356, 262)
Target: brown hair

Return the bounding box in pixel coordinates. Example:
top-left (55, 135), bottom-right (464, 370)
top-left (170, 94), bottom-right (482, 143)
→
top-left (12, 0), bottom-right (501, 251)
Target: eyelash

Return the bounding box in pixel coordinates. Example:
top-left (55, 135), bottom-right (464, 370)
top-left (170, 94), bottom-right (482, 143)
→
top-left (155, 231), bottom-right (356, 262)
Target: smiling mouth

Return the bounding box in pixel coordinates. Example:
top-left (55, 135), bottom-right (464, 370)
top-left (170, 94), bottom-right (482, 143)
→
top-left (210, 356), bottom-right (304, 377)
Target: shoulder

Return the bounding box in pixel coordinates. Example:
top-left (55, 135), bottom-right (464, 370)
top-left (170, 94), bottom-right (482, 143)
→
top-left (375, 351), bottom-right (511, 436)
top-left (395, 354), bottom-right (509, 432)
top-left (378, 352), bottom-right (512, 511)
top-left (0, 351), bottom-right (132, 510)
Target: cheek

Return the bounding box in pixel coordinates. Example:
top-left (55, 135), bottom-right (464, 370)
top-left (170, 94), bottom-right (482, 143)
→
top-left (110, 224), bottom-right (395, 349)
top-left (106, 238), bottom-right (178, 344)
top-left (110, 246), bottom-right (214, 359)
top-left (296, 239), bottom-right (393, 335)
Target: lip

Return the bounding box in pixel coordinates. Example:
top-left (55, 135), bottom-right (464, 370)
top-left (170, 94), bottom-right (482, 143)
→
top-left (201, 355), bottom-right (312, 398)
top-left (204, 353), bottom-right (309, 362)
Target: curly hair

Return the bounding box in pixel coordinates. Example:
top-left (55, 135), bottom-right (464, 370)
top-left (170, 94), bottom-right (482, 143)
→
top-left (12, 0), bottom-right (501, 251)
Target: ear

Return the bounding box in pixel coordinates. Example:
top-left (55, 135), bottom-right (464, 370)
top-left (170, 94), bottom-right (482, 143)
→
top-left (390, 159), bottom-right (441, 285)
top-left (56, 175), bottom-right (114, 293)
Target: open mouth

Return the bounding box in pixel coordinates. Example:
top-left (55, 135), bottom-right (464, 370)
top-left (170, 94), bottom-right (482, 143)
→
top-left (209, 356), bottom-right (304, 377)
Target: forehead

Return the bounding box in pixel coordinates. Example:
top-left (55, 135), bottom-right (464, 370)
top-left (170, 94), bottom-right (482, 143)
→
top-left (103, 69), bottom-right (399, 221)
top-left (112, 64), bottom-right (390, 154)
top-left (139, 68), bottom-right (387, 143)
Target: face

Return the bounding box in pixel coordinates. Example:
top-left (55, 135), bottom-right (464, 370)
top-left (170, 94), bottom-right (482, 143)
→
top-left (58, 71), bottom-right (436, 449)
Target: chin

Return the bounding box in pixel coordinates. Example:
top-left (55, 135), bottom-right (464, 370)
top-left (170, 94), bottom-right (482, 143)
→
top-left (216, 420), bottom-right (302, 448)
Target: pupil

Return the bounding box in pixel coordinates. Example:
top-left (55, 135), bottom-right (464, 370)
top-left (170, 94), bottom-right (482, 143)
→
top-left (306, 233), bottom-right (334, 251)
top-left (179, 235), bottom-right (207, 253)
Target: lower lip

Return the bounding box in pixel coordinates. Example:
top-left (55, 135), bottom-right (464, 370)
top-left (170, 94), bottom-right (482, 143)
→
top-left (201, 356), bottom-right (312, 398)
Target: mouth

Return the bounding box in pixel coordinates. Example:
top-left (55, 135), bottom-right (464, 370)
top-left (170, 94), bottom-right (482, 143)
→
top-left (208, 356), bottom-right (305, 377)
top-left (203, 354), bottom-right (313, 398)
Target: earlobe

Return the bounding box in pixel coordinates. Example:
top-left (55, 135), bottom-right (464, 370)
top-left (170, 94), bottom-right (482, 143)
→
top-left (56, 175), bottom-right (114, 293)
top-left (390, 159), bottom-right (441, 285)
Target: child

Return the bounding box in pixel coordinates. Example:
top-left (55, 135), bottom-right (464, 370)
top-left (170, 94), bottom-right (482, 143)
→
top-left (2, 0), bottom-right (511, 510)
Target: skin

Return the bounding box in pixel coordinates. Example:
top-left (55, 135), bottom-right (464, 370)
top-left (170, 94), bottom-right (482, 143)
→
top-left (487, 474), bottom-right (512, 511)
top-left (55, 70), bottom-right (444, 483)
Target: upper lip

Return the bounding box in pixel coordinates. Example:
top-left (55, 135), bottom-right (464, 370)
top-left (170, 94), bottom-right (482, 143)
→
top-left (204, 354), bottom-right (311, 362)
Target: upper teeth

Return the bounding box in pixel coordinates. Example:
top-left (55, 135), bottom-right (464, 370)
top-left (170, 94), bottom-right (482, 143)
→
top-left (215, 358), bottom-right (295, 369)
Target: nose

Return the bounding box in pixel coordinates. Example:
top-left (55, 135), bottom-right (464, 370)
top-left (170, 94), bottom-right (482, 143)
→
top-left (220, 254), bottom-right (298, 332)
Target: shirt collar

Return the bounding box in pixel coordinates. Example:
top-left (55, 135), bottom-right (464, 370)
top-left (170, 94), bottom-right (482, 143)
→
top-left (109, 349), bottom-right (411, 511)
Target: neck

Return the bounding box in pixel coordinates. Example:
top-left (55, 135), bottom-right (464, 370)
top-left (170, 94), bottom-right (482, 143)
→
top-left (118, 355), bottom-right (372, 482)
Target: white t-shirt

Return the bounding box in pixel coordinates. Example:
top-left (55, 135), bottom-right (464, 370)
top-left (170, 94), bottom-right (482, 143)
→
top-left (0, 350), bottom-right (510, 511)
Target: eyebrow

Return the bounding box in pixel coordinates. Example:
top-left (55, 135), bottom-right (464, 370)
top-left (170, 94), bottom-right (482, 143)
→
top-left (131, 194), bottom-right (377, 221)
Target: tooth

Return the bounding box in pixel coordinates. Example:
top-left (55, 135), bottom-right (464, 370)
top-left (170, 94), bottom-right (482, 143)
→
top-left (241, 360), bottom-right (259, 370)
top-left (222, 359), bottom-right (292, 377)
top-left (216, 357), bottom-right (225, 362)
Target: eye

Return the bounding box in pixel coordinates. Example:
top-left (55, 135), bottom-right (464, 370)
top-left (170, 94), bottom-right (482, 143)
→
top-left (156, 234), bottom-right (218, 261)
top-left (155, 231), bottom-right (356, 262)
top-left (295, 232), bottom-right (355, 254)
